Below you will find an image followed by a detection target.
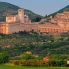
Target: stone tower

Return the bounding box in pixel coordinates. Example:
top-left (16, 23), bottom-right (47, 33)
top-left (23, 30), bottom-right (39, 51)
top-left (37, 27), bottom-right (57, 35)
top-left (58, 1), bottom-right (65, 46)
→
top-left (18, 9), bottom-right (24, 23)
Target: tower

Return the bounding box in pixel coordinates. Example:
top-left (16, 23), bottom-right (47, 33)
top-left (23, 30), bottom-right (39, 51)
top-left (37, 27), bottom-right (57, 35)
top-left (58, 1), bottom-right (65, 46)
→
top-left (18, 9), bottom-right (24, 23)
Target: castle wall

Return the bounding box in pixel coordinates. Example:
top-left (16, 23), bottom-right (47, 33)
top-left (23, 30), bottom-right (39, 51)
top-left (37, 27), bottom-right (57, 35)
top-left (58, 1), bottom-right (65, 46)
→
top-left (20, 23), bottom-right (39, 32)
top-left (6, 23), bottom-right (20, 34)
top-left (20, 23), bottom-right (32, 32)
top-left (31, 22), bottom-right (39, 32)
top-left (38, 23), bottom-right (68, 33)
top-left (0, 24), bottom-right (5, 34)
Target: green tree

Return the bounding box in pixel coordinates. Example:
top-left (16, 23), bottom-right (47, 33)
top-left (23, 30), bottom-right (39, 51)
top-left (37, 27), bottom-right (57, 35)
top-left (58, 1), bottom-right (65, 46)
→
top-left (21, 52), bottom-right (33, 60)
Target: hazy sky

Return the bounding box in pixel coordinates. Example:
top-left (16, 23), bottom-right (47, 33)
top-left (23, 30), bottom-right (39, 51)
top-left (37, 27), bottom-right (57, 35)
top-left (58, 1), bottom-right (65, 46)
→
top-left (0, 0), bottom-right (69, 16)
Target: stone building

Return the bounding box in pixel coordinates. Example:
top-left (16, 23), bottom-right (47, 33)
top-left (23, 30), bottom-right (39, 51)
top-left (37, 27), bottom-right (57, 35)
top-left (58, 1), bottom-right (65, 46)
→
top-left (0, 9), bottom-right (69, 34)
top-left (38, 11), bottom-right (69, 34)
top-left (0, 9), bottom-right (38, 34)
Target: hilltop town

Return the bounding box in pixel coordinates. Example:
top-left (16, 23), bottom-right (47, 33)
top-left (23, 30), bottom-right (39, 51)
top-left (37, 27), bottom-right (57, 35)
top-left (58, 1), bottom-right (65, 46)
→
top-left (0, 1), bottom-right (69, 68)
top-left (0, 8), bottom-right (69, 34)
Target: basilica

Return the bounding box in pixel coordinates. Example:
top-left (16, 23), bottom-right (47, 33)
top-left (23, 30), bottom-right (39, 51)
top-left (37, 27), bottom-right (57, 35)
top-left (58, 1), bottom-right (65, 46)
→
top-left (0, 9), bottom-right (69, 34)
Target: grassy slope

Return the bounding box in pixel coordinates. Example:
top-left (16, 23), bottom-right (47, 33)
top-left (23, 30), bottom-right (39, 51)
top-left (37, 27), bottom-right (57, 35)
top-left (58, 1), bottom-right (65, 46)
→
top-left (0, 65), bottom-right (69, 69)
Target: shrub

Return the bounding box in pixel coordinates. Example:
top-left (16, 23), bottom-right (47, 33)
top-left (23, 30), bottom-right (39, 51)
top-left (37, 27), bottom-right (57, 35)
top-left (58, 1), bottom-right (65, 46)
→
top-left (0, 52), bottom-right (9, 63)
top-left (48, 60), bottom-right (66, 66)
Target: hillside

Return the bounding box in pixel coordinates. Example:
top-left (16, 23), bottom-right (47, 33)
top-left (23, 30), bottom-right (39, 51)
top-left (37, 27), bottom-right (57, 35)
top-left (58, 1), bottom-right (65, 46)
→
top-left (48, 5), bottom-right (69, 17)
top-left (0, 32), bottom-right (69, 56)
top-left (0, 2), bottom-right (43, 22)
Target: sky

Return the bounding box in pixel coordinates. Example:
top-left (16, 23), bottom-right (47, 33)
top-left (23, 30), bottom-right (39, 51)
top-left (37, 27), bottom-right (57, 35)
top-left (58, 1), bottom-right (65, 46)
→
top-left (0, 0), bottom-right (69, 16)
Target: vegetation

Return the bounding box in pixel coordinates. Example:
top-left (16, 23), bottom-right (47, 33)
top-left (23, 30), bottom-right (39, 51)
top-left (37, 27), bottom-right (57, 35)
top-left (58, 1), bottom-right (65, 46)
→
top-left (0, 65), bottom-right (69, 69)
top-left (0, 1), bottom-right (69, 67)
top-left (0, 52), bottom-right (9, 64)
top-left (0, 32), bottom-right (69, 55)
top-left (0, 31), bottom-right (69, 66)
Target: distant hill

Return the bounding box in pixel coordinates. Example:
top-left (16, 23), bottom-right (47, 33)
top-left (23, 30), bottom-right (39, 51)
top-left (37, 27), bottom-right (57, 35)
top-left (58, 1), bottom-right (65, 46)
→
top-left (48, 5), bottom-right (69, 17)
top-left (0, 2), bottom-right (43, 22)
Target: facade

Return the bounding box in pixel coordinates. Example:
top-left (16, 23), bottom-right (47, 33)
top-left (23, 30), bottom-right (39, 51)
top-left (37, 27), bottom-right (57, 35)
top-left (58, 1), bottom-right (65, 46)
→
top-left (0, 9), bottom-right (69, 34)
top-left (38, 11), bottom-right (69, 34)
top-left (0, 9), bottom-right (36, 34)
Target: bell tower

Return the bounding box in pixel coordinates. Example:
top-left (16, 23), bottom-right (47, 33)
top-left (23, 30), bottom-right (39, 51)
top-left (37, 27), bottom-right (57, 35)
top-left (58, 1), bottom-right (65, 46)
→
top-left (18, 9), bottom-right (24, 23)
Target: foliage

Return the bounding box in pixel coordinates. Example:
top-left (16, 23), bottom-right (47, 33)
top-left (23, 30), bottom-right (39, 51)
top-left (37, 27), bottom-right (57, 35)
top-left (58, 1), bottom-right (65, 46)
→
top-left (20, 52), bottom-right (33, 60)
top-left (0, 65), bottom-right (69, 69)
top-left (0, 51), bottom-right (9, 63)
top-left (0, 32), bottom-right (69, 66)
top-left (32, 16), bottom-right (41, 22)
